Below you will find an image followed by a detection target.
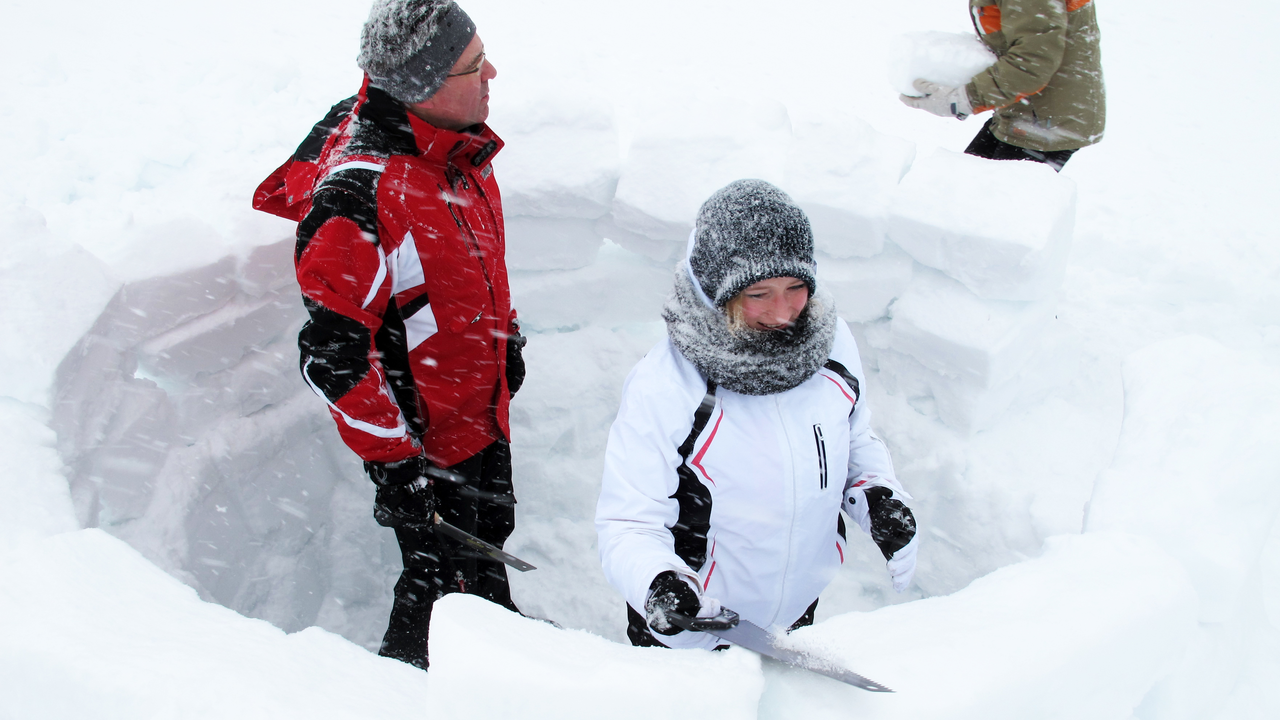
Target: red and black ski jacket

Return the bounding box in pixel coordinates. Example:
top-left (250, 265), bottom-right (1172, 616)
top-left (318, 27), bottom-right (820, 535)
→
top-left (254, 79), bottom-right (516, 467)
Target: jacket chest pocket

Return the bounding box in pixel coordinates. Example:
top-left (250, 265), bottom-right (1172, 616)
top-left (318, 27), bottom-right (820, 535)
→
top-left (413, 229), bottom-right (492, 335)
top-left (812, 423), bottom-right (828, 490)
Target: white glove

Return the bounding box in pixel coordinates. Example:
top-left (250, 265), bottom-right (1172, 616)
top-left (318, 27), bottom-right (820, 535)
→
top-left (886, 534), bottom-right (918, 593)
top-left (899, 79), bottom-right (972, 120)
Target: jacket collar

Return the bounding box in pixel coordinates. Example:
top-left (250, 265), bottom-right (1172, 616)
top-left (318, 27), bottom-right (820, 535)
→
top-left (358, 79), bottom-right (504, 173)
top-left (406, 113), bottom-right (504, 174)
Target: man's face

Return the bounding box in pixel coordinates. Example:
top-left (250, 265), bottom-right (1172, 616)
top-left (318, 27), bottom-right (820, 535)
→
top-left (407, 34), bottom-right (496, 131)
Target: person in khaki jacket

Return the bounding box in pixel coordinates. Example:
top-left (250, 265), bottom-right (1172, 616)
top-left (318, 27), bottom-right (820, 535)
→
top-left (901, 0), bottom-right (1105, 171)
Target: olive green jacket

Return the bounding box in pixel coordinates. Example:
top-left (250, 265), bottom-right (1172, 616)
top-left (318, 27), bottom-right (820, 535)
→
top-left (964, 0), bottom-right (1106, 152)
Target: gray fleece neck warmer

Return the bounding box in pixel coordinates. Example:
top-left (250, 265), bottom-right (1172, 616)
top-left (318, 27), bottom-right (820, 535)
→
top-left (358, 0), bottom-right (476, 104)
top-left (663, 264), bottom-right (837, 396)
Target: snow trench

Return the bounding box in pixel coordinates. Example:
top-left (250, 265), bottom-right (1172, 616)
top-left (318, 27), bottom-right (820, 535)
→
top-left (34, 84), bottom-right (1280, 720)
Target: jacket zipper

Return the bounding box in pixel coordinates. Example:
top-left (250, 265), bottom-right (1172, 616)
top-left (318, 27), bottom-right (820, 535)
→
top-left (813, 423), bottom-right (828, 489)
top-left (774, 395), bottom-right (798, 626)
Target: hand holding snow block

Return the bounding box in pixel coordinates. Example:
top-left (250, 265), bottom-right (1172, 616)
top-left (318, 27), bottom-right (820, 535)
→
top-left (1086, 336), bottom-right (1280, 623)
top-left (765, 533), bottom-right (1196, 719)
top-left (785, 117), bottom-right (915, 259)
top-left (888, 268), bottom-right (1056, 389)
top-left (887, 150), bottom-right (1076, 301)
top-left (429, 594), bottom-right (763, 720)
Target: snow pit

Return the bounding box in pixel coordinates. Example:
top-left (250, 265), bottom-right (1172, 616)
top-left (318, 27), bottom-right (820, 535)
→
top-left (759, 533), bottom-right (1198, 720)
top-left (887, 149), bottom-right (1076, 301)
top-left (429, 594), bottom-right (764, 720)
top-left (49, 239), bottom-right (400, 647)
top-left (5, 2), bottom-right (1280, 717)
top-left (888, 31), bottom-right (997, 98)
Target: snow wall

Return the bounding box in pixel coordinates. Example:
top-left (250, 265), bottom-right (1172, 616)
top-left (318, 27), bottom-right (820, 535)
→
top-left (4, 1), bottom-right (1280, 718)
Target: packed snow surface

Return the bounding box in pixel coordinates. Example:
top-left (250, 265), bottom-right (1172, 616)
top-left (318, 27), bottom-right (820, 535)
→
top-left (2, 0), bottom-right (1279, 718)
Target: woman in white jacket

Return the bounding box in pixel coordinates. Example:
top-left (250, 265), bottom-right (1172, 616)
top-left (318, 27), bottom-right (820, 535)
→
top-left (595, 179), bottom-right (919, 649)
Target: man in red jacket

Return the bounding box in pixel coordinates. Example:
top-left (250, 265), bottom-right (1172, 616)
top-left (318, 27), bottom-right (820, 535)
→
top-left (253, 0), bottom-right (524, 670)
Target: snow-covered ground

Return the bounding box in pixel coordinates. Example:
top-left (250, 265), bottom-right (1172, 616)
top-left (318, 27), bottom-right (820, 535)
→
top-left (2, 0), bottom-right (1278, 718)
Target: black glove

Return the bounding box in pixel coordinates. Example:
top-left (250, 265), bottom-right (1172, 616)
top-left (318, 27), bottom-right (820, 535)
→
top-left (506, 326), bottom-right (527, 397)
top-left (864, 486), bottom-right (917, 561)
top-left (644, 571), bottom-right (700, 636)
top-left (365, 455), bottom-right (436, 528)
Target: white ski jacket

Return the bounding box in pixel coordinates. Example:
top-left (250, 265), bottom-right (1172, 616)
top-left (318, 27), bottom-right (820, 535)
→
top-left (596, 318), bottom-right (907, 649)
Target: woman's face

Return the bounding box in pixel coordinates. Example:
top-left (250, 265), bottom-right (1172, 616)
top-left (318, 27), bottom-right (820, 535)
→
top-left (737, 276), bottom-right (809, 331)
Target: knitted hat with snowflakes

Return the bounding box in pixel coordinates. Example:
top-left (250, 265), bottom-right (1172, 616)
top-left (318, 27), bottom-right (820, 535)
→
top-left (689, 179), bottom-right (817, 308)
top-left (357, 0), bottom-right (476, 104)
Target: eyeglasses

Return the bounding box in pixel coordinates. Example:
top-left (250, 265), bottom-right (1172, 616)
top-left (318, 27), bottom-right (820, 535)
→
top-left (447, 51), bottom-right (486, 78)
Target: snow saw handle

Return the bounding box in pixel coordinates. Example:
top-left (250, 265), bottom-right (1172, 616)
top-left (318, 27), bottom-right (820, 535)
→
top-left (666, 608), bottom-right (741, 633)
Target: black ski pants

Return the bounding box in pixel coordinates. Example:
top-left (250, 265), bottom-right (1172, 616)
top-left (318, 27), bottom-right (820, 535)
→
top-left (965, 118), bottom-right (1078, 172)
top-left (378, 438), bottom-right (519, 669)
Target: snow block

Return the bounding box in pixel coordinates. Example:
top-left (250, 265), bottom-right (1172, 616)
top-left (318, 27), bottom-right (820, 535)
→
top-left (430, 594), bottom-right (764, 720)
top-left (888, 31), bottom-right (996, 97)
top-left (785, 116), bottom-right (916, 259)
top-left (136, 288), bottom-right (300, 382)
top-left (0, 529), bottom-right (431, 719)
top-left (758, 533), bottom-right (1197, 720)
top-left (876, 318), bottom-right (1081, 434)
top-left (0, 401), bottom-right (77, 557)
top-left (886, 267), bottom-right (1056, 389)
top-left (1086, 336), bottom-right (1280, 623)
top-left (608, 95), bottom-right (791, 260)
top-left (818, 243), bottom-right (914, 323)
top-left (887, 149), bottom-right (1076, 301)
top-left (0, 205), bottom-right (116, 405)
top-left (505, 215), bottom-right (604, 271)
top-left (509, 240), bottom-right (673, 332)
top-left (489, 94), bottom-right (619, 220)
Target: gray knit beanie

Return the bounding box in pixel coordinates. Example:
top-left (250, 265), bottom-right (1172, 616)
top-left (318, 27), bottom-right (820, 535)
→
top-left (357, 0), bottom-right (476, 104)
top-left (689, 179), bottom-right (817, 308)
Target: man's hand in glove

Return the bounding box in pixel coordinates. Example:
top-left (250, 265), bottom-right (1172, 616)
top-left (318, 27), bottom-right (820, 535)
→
top-left (644, 570), bottom-right (721, 636)
top-left (506, 324), bottom-right (527, 398)
top-left (899, 79), bottom-right (972, 120)
top-left (365, 455), bottom-right (436, 528)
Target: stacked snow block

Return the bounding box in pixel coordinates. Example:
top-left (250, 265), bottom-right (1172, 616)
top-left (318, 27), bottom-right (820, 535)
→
top-left (493, 97), bottom-right (619, 272)
top-left (871, 149), bottom-right (1081, 434)
top-left (603, 94), bottom-right (794, 261)
top-left (786, 116), bottom-right (916, 261)
top-left (50, 239), bottom-right (393, 643)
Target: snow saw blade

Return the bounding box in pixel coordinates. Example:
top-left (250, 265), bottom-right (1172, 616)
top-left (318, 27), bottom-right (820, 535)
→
top-left (668, 610), bottom-right (893, 692)
top-left (432, 513), bottom-right (537, 572)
